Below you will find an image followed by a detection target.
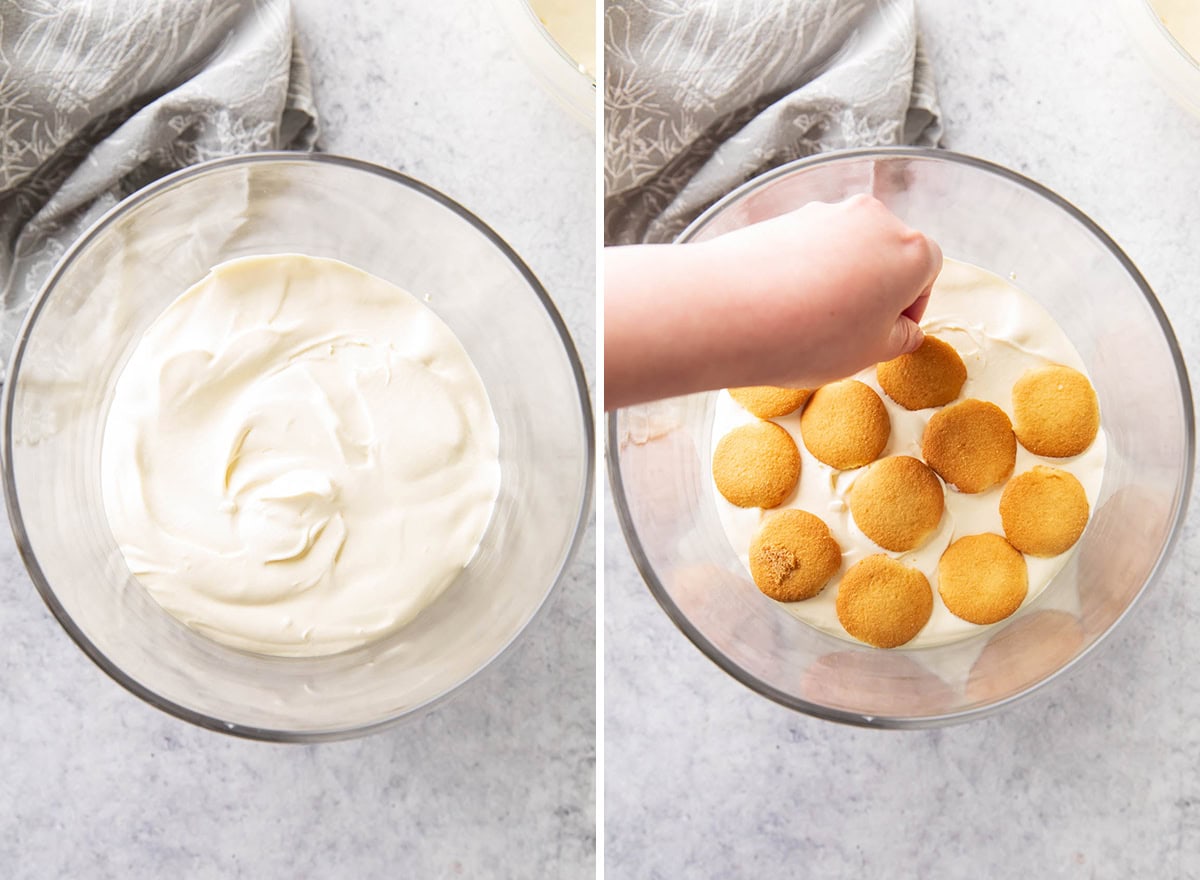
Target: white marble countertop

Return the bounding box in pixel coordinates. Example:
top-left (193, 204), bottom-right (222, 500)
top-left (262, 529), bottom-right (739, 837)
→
top-left (0, 2), bottom-right (595, 878)
top-left (605, 0), bottom-right (1200, 876)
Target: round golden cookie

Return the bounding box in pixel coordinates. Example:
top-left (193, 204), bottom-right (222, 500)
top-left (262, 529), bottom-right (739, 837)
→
top-left (1011, 364), bottom-right (1100, 457)
top-left (729, 386), bottom-right (813, 419)
top-left (1000, 466), bottom-right (1090, 557)
top-left (712, 420), bottom-right (800, 508)
top-left (848, 456), bottom-right (945, 552)
top-left (799, 380), bottom-right (890, 470)
top-left (937, 533), bottom-right (1028, 625)
top-left (835, 555), bottom-right (933, 649)
top-left (749, 510), bottom-right (842, 602)
top-left (876, 336), bottom-right (967, 410)
top-left (922, 399), bottom-right (1016, 493)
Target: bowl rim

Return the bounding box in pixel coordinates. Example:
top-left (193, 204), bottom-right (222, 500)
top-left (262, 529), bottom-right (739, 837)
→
top-left (1, 150), bottom-right (595, 743)
top-left (607, 145), bottom-right (1195, 729)
top-left (512, 0), bottom-right (597, 87)
top-left (1130, 0), bottom-right (1200, 77)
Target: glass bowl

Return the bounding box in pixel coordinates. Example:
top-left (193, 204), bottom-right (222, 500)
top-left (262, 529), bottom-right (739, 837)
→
top-left (609, 148), bottom-right (1193, 728)
top-left (1116, 0), bottom-right (1200, 116)
top-left (3, 152), bottom-right (594, 741)
top-left (492, 0), bottom-right (596, 128)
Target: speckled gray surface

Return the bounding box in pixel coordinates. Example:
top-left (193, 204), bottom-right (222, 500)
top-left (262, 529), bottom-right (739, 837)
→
top-left (0, 2), bottom-right (595, 878)
top-left (604, 0), bottom-right (1200, 877)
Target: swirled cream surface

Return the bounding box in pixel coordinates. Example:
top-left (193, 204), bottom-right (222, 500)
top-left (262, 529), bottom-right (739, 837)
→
top-left (712, 258), bottom-right (1106, 649)
top-left (101, 254), bottom-right (500, 657)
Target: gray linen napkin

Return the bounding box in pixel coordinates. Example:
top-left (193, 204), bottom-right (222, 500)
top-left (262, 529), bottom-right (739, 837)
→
top-left (0, 0), bottom-right (319, 369)
top-left (604, 0), bottom-right (942, 244)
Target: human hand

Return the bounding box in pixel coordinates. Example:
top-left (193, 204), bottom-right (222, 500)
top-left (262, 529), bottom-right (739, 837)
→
top-left (604, 195), bottom-right (942, 409)
top-left (688, 194), bottom-right (942, 388)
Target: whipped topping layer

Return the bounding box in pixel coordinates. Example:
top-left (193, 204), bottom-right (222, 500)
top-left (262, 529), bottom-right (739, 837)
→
top-left (712, 258), bottom-right (1107, 649)
top-left (531, 0), bottom-right (596, 78)
top-left (101, 254), bottom-right (501, 656)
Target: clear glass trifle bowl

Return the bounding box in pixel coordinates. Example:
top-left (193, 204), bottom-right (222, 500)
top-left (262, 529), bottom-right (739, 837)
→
top-left (3, 152), bottom-right (594, 741)
top-left (609, 148), bottom-right (1193, 727)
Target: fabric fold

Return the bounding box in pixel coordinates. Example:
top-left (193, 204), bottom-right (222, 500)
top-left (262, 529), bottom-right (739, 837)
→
top-left (0, 0), bottom-right (320, 368)
top-left (604, 0), bottom-right (942, 245)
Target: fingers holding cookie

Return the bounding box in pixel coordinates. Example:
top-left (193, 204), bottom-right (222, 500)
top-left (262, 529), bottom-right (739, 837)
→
top-left (876, 335), bottom-right (966, 410)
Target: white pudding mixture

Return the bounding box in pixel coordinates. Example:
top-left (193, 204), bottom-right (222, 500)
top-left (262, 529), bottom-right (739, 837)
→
top-left (102, 255), bottom-right (500, 657)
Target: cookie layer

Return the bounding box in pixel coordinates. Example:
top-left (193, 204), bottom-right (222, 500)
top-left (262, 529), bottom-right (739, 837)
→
top-left (729, 386), bottom-right (812, 419)
top-left (876, 335), bottom-right (967, 410)
top-left (749, 509), bottom-right (842, 602)
top-left (800, 380), bottom-right (890, 470)
top-left (1012, 364), bottom-right (1100, 457)
top-left (1000, 466), bottom-right (1089, 556)
top-left (712, 420), bottom-right (800, 508)
top-left (922, 398), bottom-right (1016, 493)
top-left (848, 456), bottom-right (945, 552)
top-left (835, 555), bottom-right (933, 648)
top-left (937, 533), bottom-right (1028, 625)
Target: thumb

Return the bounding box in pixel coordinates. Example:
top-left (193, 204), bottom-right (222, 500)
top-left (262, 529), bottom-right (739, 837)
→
top-left (885, 316), bottom-right (925, 359)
